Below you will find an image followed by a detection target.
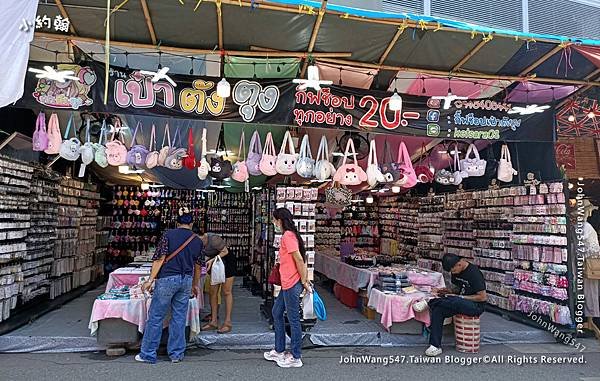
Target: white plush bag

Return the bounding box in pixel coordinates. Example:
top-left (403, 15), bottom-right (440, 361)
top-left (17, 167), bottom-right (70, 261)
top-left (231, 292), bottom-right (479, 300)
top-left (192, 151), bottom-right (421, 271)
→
top-left (497, 144), bottom-right (518, 183)
top-left (366, 139), bottom-right (385, 188)
top-left (296, 134), bottom-right (315, 179)
top-left (313, 136), bottom-right (336, 181)
top-left (59, 115), bottom-right (81, 161)
top-left (460, 143), bottom-right (487, 177)
top-left (197, 128), bottom-right (210, 180)
top-left (276, 131), bottom-right (298, 176)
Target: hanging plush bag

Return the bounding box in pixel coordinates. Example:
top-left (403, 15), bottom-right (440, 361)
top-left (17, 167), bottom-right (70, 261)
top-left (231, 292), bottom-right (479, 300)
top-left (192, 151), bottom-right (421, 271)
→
top-left (106, 119), bottom-right (128, 166)
top-left (366, 140), bottom-right (385, 188)
top-left (394, 141), bottom-right (418, 188)
top-left (296, 134), bottom-right (315, 179)
top-left (33, 112), bottom-right (48, 151)
top-left (231, 130), bottom-right (249, 183)
top-left (259, 132), bottom-right (278, 176)
top-left (333, 138), bottom-right (367, 186)
top-left (44, 113), bottom-right (62, 155)
top-left (246, 130), bottom-right (263, 176)
top-left (126, 121), bottom-right (149, 167)
top-left (183, 127), bottom-right (197, 170)
top-left (460, 143), bottom-right (487, 177)
top-left (414, 142), bottom-right (435, 183)
top-left (209, 126), bottom-right (233, 179)
top-left (313, 136), bottom-right (336, 181)
top-left (497, 144), bottom-right (518, 183)
top-left (435, 146), bottom-right (456, 185)
top-left (59, 114), bottom-right (81, 161)
top-left (484, 144), bottom-right (499, 178)
top-left (380, 141), bottom-right (400, 184)
top-left (78, 118), bottom-right (95, 176)
top-left (325, 181), bottom-right (353, 208)
top-left (165, 127), bottom-right (187, 170)
top-left (158, 124), bottom-right (171, 167)
top-left (276, 131), bottom-right (298, 176)
top-left (197, 128), bottom-right (210, 180)
top-left (145, 124), bottom-right (159, 169)
top-left (93, 120), bottom-right (109, 168)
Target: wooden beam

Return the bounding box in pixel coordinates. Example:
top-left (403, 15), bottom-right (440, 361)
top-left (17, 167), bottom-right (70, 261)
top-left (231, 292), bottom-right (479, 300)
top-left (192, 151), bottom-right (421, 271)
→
top-left (451, 38), bottom-right (490, 72)
top-left (519, 45), bottom-right (564, 75)
top-left (300, 0), bottom-right (328, 77)
top-left (216, 0), bottom-right (224, 50)
top-left (35, 32), bottom-right (352, 58)
top-left (378, 26), bottom-right (404, 65)
top-left (410, 138), bottom-right (442, 162)
top-left (55, 0), bottom-right (77, 35)
top-left (139, 0), bottom-right (157, 45)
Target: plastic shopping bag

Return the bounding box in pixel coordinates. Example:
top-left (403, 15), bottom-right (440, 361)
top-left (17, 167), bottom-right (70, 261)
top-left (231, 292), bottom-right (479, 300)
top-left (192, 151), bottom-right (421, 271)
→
top-left (210, 256), bottom-right (226, 285)
top-left (313, 290), bottom-right (327, 321)
top-left (303, 291), bottom-right (316, 320)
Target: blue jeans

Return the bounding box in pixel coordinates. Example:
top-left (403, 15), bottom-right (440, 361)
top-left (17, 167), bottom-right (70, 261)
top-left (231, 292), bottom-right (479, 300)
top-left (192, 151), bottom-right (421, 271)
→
top-left (272, 281), bottom-right (303, 359)
top-left (427, 296), bottom-right (484, 348)
top-left (139, 275), bottom-right (192, 363)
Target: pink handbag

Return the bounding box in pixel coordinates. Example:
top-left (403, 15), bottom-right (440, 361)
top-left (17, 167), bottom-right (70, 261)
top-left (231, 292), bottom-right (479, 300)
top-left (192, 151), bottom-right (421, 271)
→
top-left (32, 112), bottom-right (48, 151)
top-left (259, 132), bottom-right (278, 176)
top-left (231, 130), bottom-right (249, 183)
top-left (333, 138), bottom-right (367, 186)
top-left (44, 113), bottom-right (62, 155)
top-left (395, 141), bottom-right (417, 188)
top-left (105, 119), bottom-right (128, 166)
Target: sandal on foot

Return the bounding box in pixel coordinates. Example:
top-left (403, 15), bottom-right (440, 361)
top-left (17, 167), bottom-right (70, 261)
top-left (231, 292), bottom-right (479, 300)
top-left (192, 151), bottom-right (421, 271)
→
top-left (217, 324), bottom-right (232, 334)
top-left (201, 323), bottom-right (218, 331)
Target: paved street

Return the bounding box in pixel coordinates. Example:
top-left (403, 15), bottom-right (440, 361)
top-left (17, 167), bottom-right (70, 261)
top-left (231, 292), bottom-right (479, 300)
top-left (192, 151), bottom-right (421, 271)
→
top-left (1, 341), bottom-right (599, 381)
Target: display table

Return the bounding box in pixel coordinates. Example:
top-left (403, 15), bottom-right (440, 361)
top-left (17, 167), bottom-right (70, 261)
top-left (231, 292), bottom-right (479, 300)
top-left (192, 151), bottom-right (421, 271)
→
top-left (314, 252), bottom-right (446, 293)
top-left (105, 267), bottom-right (152, 292)
top-left (367, 288), bottom-right (432, 330)
top-left (89, 296), bottom-right (201, 340)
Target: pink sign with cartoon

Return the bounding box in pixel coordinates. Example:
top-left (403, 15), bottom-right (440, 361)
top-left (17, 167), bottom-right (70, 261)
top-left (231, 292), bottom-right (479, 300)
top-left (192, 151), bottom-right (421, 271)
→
top-left (32, 65), bottom-right (97, 109)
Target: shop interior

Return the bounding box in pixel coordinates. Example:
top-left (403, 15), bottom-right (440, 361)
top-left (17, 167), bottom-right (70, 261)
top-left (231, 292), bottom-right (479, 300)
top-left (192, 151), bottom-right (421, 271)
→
top-left (3, 0), bottom-right (600, 353)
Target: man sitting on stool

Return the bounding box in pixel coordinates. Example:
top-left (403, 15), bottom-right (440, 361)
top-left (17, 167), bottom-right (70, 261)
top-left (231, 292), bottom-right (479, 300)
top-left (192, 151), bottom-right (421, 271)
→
top-left (425, 253), bottom-right (487, 357)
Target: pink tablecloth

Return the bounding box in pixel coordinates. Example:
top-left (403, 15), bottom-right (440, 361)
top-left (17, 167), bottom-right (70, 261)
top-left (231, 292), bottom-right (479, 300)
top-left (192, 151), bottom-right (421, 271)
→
top-left (89, 296), bottom-right (201, 340)
top-left (105, 268), bottom-right (151, 292)
top-left (367, 288), bottom-right (432, 330)
top-left (314, 252), bottom-right (446, 293)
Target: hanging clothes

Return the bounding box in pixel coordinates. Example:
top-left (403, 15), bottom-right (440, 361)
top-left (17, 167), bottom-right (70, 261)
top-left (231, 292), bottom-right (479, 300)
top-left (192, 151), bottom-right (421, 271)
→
top-left (0, 0), bottom-right (39, 108)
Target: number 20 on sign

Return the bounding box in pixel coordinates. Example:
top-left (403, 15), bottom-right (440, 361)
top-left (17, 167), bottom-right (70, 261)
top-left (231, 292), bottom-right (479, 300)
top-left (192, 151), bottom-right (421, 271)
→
top-left (358, 95), bottom-right (420, 130)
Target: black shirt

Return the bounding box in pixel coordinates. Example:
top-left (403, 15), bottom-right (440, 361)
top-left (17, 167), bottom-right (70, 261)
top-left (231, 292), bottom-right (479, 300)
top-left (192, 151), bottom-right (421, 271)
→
top-left (451, 263), bottom-right (486, 298)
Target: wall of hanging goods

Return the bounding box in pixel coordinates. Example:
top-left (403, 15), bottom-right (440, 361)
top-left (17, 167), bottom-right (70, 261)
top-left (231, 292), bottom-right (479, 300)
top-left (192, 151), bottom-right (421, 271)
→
top-left (0, 155), bottom-right (106, 324)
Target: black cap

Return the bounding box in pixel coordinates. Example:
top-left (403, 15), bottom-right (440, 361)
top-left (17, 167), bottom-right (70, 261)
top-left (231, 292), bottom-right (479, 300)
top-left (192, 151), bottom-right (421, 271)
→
top-left (442, 254), bottom-right (461, 272)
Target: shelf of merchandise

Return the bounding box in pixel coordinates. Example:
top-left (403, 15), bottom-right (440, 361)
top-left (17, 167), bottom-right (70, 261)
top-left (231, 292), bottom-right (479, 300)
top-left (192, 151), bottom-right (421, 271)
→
top-left (341, 202), bottom-right (379, 253)
top-left (250, 188), bottom-right (274, 296)
top-left (52, 178), bottom-right (101, 299)
top-left (395, 196), bottom-right (419, 261)
top-left (315, 203), bottom-right (341, 252)
top-left (471, 187), bottom-right (516, 311)
top-left (206, 192), bottom-right (253, 276)
top-left (0, 155), bottom-right (32, 322)
top-left (416, 195), bottom-right (445, 273)
top-left (508, 182), bottom-right (571, 325)
top-left (22, 166), bottom-right (59, 304)
top-left (378, 195), bottom-right (399, 257)
top-left (107, 186), bottom-right (163, 269)
top-left (444, 191), bottom-right (475, 259)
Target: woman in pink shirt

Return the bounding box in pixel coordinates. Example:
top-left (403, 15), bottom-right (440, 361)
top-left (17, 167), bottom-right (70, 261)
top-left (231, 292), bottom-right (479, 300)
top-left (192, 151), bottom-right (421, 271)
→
top-left (263, 208), bottom-right (311, 368)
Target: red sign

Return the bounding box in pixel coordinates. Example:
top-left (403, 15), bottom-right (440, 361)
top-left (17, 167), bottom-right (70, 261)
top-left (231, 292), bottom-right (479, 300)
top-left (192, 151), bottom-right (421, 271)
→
top-left (555, 143), bottom-right (576, 170)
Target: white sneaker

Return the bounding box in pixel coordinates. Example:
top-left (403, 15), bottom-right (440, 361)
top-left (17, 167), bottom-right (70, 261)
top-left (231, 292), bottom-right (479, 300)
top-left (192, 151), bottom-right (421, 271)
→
top-left (425, 345), bottom-right (443, 357)
top-left (135, 354), bottom-right (151, 363)
top-left (277, 356), bottom-right (303, 368)
top-left (263, 350), bottom-right (289, 362)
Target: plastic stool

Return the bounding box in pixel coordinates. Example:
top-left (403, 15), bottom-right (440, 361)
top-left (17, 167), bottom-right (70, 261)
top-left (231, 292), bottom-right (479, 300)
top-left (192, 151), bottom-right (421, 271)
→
top-left (453, 314), bottom-right (481, 353)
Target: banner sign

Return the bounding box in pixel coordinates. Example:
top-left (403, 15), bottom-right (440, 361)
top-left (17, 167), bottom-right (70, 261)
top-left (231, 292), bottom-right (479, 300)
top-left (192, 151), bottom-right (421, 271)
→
top-left (18, 61), bottom-right (555, 142)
